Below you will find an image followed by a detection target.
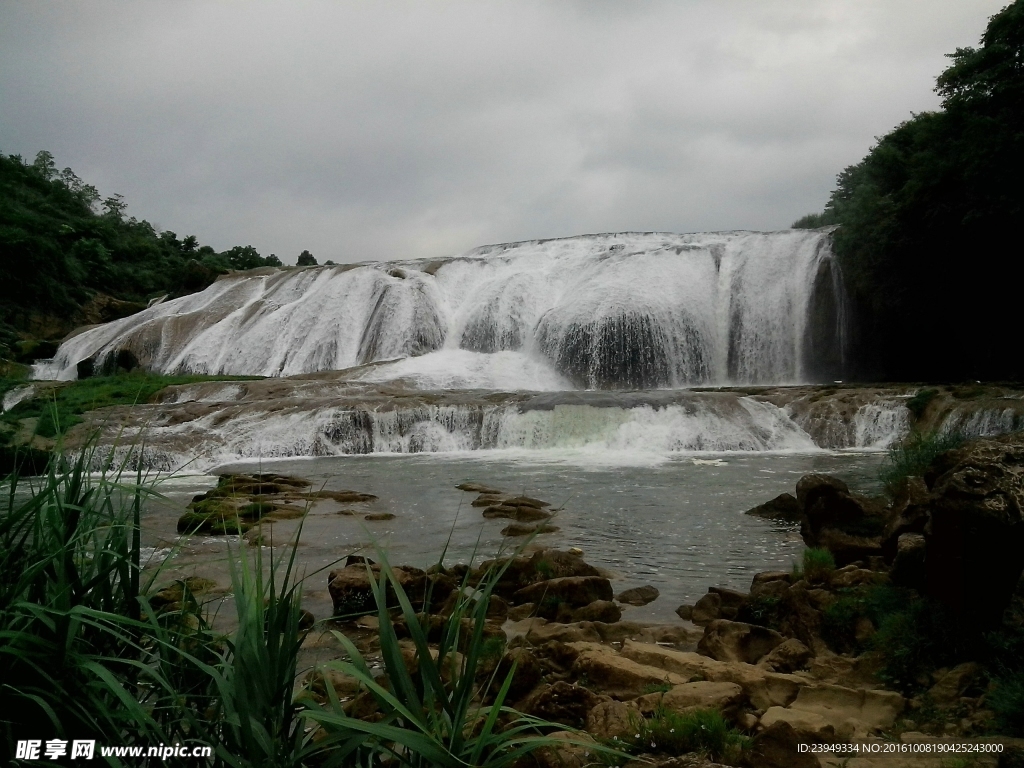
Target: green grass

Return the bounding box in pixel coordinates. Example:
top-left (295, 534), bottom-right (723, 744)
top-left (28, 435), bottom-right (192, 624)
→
top-left (0, 370), bottom-right (262, 441)
top-left (879, 429), bottom-right (966, 496)
top-left (802, 547), bottom-right (835, 583)
top-left (619, 707), bottom-right (747, 763)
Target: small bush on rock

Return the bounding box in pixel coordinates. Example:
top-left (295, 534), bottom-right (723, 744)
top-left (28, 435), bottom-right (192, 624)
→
top-left (880, 429), bottom-right (965, 496)
top-left (802, 547), bottom-right (835, 583)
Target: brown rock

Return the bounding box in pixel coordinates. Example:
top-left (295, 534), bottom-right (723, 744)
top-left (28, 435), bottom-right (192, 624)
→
top-left (571, 600), bottom-right (622, 624)
top-left (746, 492), bottom-right (803, 522)
top-left (456, 482), bottom-right (502, 493)
top-left (513, 576), bottom-right (613, 612)
top-left (363, 513), bottom-right (395, 521)
top-left (691, 592), bottom-right (722, 625)
top-left (500, 522), bottom-right (560, 537)
top-left (675, 604), bottom-right (693, 621)
top-left (482, 505), bottom-right (551, 522)
top-left (747, 721), bottom-right (822, 768)
top-left (697, 620), bottom-right (784, 665)
top-left (633, 681), bottom-right (744, 717)
top-left (928, 662), bottom-right (983, 705)
top-left (572, 647), bottom-right (689, 698)
top-left (758, 638), bottom-right (812, 674)
top-left (497, 647), bottom-right (544, 700)
top-left (520, 682), bottom-right (605, 728)
top-left (530, 731), bottom-right (597, 768)
top-left (585, 699), bottom-right (635, 740)
top-left (708, 586), bottom-right (748, 619)
top-left (615, 585), bottom-right (660, 606)
top-left (505, 495), bottom-right (552, 508)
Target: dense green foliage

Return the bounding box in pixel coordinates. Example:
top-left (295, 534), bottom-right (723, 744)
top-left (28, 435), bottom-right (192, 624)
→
top-left (0, 151), bottom-right (282, 357)
top-left (795, 1), bottom-right (1024, 380)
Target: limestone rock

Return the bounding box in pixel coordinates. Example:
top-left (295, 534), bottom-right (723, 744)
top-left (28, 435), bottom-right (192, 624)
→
top-left (758, 638), bottom-right (812, 673)
top-left (697, 619), bottom-right (784, 665)
top-left (787, 682), bottom-right (904, 735)
top-left (675, 604), bottom-right (693, 621)
top-left (691, 592), bottom-right (721, 625)
top-left (708, 586), bottom-right (748, 619)
top-left (571, 600), bottom-right (621, 624)
top-left (572, 647), bottom-right (689, 698)
top-left (619, 641), bottom-right (804, 711)
top-left (890, 533), bottom-right (927, 591)
top-left (633, 681), bottom-right (744, 717)
top-left (585, 699), bottom-right (635, 740)
top-left (616, 585), bottom-right (660, 606)
top-left (531, 731), bottom-right (596, 768)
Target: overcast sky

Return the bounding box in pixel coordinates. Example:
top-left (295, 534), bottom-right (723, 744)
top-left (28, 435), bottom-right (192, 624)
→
top-left (0, 1), bottom-right (1007, 264)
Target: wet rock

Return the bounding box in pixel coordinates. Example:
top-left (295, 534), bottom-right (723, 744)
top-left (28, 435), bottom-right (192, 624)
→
top-left (708, 587), bottom-right (748, 619)
top-left (505, 495), bottom-right (552, 509)
top-left (815, 528), bottom-right (883, 566)
top-left (363, 512), bottom-right (395, 521)
top-left (520, 681), bottom-right (605, 728)
top-left (616, 585), bottom-right (660, 606)
top-left (514, 576), bottom-right (614, 617)
top-left (881, 475), bottom-right (933, 561)
top-left (327, 564), bottom-right (426, 616)
top-left (471, 494), bottom-right (506, 507)
top-left (691, 592), bottom-right (721, 625)
top-left (675, 604), bottom-right (693, 621)
top-left (455, 482), bottom-right (502, 493)
top-left (697, 619), bottom-right (784, 665)
top-left (482, 504), bottom-right (552, 522)
top-left (797, 473), bottom-right (887, 566)
top-left (500, 522), bottom-right (560, 537)
top-left (758, 638), bottom-right (812, 674)
top-left (745, 492), bottom-right (802, 523)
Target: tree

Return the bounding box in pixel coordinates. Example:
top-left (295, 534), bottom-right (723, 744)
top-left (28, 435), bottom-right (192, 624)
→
top-left (804, 0), bottom-right (1024, 381)
top-left (296, 250), bottom-right (317, 266)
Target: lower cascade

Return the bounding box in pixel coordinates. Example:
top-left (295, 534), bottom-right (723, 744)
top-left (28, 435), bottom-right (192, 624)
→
top-left (42, 230), bottom-right (847, 387)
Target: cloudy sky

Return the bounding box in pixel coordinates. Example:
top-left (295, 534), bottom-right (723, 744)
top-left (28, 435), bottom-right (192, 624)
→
top-left (0, 1), bottom-right (1007, 264)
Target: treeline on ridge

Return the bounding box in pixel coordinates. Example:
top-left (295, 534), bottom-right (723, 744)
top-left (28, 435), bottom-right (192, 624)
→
top-left (0, 150), bottom-right (287, 360)
top-left (794, 0), bottom-right (1023, 382)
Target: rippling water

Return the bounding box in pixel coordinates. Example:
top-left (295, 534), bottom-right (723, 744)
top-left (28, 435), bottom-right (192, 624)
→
top-left (144, 450), bottom-right (885, 623)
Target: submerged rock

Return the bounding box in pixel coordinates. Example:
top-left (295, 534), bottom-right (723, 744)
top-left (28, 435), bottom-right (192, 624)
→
top-left (615, 584), bottom-right (660, 606)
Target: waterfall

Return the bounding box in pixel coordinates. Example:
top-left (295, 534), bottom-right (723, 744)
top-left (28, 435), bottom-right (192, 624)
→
top-left (43, 230), bottom-right (847, 388)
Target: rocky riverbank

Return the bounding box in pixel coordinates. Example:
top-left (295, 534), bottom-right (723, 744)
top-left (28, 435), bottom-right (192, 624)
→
top-left (266, 429), bottom-right (1024, 767)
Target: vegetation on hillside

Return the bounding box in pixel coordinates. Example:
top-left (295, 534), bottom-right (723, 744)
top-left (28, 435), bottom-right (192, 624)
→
top-left (0, 151), bottom-right (285, 359)
top-left (794, 0), bottom-right (1024, 381)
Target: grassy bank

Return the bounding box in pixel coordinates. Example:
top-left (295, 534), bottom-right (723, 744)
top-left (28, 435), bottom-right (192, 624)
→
top-left (0, 371), bottom-right (261, 475)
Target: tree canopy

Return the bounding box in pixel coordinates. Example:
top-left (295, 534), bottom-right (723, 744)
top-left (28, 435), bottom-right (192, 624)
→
top-left (794, 0), bottom-right (1023, 381)
top-left (0, 151), bottom-right (283, 357)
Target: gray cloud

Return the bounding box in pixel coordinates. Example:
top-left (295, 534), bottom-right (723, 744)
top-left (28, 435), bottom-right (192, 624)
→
top-left (0, 0), bottom-right (1007, 263)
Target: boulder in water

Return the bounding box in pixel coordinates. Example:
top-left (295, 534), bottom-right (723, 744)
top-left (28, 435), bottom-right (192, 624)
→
top-left (745, 492), bottom-right (802, 522)
top-left (615, 584), bottom-right (660, 606)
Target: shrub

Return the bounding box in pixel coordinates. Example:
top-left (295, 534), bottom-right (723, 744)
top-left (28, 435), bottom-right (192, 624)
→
top-left (802, 548), bottom-right (835, 583)
top-left (879, 429), bottom-right (966, 497)
top-left (871, 599), bottom-right (964, 693)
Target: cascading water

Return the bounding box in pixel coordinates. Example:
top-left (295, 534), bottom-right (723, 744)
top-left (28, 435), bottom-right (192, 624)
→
top-left (43, 230), bottom-right (847, 388)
